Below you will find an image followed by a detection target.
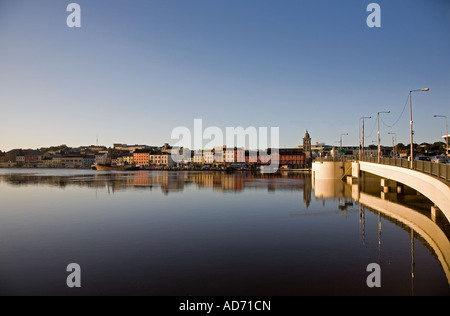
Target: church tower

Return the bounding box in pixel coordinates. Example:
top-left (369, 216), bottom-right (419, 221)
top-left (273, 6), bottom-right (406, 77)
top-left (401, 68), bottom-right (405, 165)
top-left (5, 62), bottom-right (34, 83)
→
top-left (303, 130), bottom-right (312, 167)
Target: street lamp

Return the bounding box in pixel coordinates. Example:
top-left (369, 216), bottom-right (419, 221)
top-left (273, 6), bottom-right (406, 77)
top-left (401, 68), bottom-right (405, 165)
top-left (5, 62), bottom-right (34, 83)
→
top-left (377, 111), bottom-right (391, 163)
top-left (388, 132), bottom-right (397, 157)
top-left (377, 111), bottom-right (391, 162)
top-left (409, 88), bottom-right (430, 168)
top-left (433, 115), bottom-right (448, 157)
top-left (360, 116), bottom-right (372, 160)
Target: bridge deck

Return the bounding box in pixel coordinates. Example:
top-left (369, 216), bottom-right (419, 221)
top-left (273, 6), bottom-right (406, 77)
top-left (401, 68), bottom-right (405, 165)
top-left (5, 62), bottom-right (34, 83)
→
top-left (358, 161), bottom-right (450, 223)
top-left (360, 157), bottom-right (450, 187)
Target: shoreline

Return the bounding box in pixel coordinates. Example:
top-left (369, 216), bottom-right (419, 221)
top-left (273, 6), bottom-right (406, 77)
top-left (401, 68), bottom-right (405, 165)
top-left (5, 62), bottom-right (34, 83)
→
top-left (0, 166), bottom-right (312, 174)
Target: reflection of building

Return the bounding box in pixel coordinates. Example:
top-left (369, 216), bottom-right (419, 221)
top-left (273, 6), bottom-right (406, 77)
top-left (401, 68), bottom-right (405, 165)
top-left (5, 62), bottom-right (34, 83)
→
top-left (303, 175), bottom-right (311, 208)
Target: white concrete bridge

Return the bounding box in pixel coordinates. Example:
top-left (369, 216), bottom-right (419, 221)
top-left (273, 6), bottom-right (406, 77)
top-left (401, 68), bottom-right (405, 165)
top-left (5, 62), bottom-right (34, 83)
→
top-left (312, 158), bottom-right (450, 222)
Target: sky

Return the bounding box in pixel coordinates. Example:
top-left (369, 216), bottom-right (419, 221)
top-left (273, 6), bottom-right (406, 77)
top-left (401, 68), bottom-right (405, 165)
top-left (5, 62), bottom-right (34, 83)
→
top-left (0, 0), bottom-right (449, 151)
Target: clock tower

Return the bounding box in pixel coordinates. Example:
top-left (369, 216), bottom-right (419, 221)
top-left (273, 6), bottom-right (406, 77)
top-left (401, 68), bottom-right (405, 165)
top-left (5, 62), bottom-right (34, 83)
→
top-left (303, 131), bottom-right (312, 167)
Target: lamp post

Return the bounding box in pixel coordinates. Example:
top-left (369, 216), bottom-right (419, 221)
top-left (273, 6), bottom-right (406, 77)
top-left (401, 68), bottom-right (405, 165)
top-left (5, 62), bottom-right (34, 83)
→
top-left (360, 116), bottom-right (372, 160)
top-left (388, 132), bottom-right (397, 157)
top-left (433, 115), bottom-right (448, 157)
top-left (377, 111), bottom-right (391, 163)
top-left (409, 88), bottom-right (430, 169)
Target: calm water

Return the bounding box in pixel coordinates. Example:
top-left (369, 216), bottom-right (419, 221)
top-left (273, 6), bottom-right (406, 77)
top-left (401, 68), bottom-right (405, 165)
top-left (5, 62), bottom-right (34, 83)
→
top-left (0, 169), bottom-right (448, 296)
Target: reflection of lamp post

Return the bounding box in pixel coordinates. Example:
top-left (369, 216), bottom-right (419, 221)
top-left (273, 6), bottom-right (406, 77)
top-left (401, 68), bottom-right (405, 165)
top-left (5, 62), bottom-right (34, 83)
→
top-left (360, 116), bottom-right (372, 159)
top-left (388, 132), bottom-right (397, 157)
top-left (378, 212), bottom-right (382, 264)
top-left (433, 115), bottom-right (448, 157)
top-left (377, 111), bottom-right (391, 163)
top-left (411, 229), bottom-right (415, 296)
top-left (409, 88), bottom-right (430, 168)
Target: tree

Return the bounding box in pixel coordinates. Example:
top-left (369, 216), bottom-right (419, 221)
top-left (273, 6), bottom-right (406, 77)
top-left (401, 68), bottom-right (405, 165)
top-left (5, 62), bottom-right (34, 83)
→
top-left (430, 142), bottom-right (445, 154)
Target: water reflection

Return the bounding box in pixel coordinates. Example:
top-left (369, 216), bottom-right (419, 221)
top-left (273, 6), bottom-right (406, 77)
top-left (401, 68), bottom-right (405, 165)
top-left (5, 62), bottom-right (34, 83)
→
top-left (0, 169), bottom-right (448, 295)
top-left (0, 171), bottom-right (310, 195)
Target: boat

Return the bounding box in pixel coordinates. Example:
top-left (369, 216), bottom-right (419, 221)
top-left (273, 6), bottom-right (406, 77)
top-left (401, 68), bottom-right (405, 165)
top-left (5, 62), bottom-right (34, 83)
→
top-left (95, 163), bottom-right (140, 171)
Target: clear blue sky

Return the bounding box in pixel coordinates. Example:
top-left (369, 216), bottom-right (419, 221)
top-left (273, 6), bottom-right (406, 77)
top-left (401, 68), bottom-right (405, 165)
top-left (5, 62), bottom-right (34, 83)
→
top-left (0, 0), bottom-right (449, 151)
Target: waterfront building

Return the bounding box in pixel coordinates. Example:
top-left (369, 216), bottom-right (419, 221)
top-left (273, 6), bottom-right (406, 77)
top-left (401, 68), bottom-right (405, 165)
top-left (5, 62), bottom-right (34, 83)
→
top-left (149, 152), bottom-right (175, 167)
top-left (95, 152), bottom-right (110, 165)
top-left (24, 151), bottom-right (44, 164)
top-left (193, 150), bottom-right (204, 164)
top-left (52, 154), bottom-right (63, 166)
top-left (42, 157), bottom-right (53, 166)
top-left (117, 154), bottom-right (134, 165)
top-left (16, 155), bottom-right (25, 164)
top-left (133, 149), bottom-right (151, 167)
top-left (61, 156), bottom-right (83, 168)
top-left (83, 155), bottom-right (96, 168)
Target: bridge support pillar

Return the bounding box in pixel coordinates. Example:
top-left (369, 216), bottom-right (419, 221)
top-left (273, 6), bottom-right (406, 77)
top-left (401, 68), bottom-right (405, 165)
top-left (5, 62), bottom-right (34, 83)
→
top-left (381, 179), bottom-right (397, 193)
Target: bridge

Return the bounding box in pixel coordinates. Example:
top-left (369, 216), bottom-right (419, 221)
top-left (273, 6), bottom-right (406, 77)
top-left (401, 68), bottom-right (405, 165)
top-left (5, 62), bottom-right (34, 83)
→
top-left (312, 157), bottom-right (450, 222)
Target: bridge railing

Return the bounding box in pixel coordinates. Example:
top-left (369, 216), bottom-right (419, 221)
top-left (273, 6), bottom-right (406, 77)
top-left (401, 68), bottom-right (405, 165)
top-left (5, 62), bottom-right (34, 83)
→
top-left (359, 157), bottom-right (450, 183)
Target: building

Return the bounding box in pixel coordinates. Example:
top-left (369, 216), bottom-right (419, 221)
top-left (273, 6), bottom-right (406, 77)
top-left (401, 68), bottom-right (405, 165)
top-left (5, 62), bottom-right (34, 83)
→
top-left (16, 155), bottom-right (25, 164)
top-left (149, 152), bottom-right (176, 167)
top-left (133, 149), bottom-right (151, 167)
top-left (225, 147), bottom-right (245, 163)
top-left (303, 131), bottom-right (312, 166)
top-left (52, 154), bottom-right (63, 166)
top-left (204, 150), bottom-right (215, 164)
top-left (114, 144), bottom-right (152, 152)
top-left (42, 157), bottom-right (53, 166)
top-left (80, 145), bottom-right (107, 153)
top-left (6, 149), bottom-right (23, 163)
top-left (61, 156), bottom-right (83, 168)
top-left (95, 152), bottom-right (110, 165)
top-left (24, 151), bottom-right (44, 164)
top-left (278, 148), bottom-right (305, 167)
top-left (83, 155), bottom-right (96, 168)
top-left (193, 150), bottom-right (204, 164)
top-left (245, 150), bottom-right (259, 164)
top-left (117, 154), bottom-right (134, 165)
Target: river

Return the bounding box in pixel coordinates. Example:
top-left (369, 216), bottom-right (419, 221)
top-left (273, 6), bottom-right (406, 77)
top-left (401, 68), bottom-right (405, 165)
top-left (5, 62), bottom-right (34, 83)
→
top-left (0, 169), bottom-right (448, 295)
